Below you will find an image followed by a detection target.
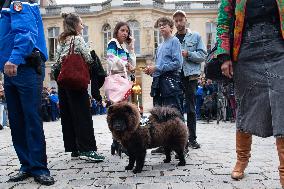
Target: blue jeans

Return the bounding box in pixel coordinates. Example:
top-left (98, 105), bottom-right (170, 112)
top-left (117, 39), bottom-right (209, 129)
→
top-left (4, 64), bottom-right (50, 176)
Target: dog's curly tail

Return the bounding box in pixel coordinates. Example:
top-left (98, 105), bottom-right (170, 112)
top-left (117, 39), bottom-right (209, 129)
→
top-left (150, 106), bottom-right (182, 122)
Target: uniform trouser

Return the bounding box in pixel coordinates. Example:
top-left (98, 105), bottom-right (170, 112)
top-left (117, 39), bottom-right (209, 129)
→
top-left (182, 78), bottom-right (198, 142)
top-left (58, 87), bottom-right (97, 152)
top-left (4, 64), bottom-right (49, 176)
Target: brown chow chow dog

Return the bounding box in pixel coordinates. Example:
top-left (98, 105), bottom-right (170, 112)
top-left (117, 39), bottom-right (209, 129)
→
top-left (107, 102), bottom-right (188, 173)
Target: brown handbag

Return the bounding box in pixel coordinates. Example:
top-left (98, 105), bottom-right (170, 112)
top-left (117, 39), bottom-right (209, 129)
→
top-left (57, 36), bottom-right (90, 90)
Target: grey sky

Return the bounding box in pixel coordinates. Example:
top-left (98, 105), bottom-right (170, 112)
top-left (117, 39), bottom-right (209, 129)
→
top-left (55, 0), bottom-right (204, 5)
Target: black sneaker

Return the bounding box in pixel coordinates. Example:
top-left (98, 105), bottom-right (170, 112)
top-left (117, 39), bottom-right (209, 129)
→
top-left (34, 174), bottom-right (55, 186)
top-left (188, 140), bottom-right (200, 149)
top-left (151, 147), bottom-right (164, 154)
top-left (79, 151), bottom-right (105, 162)
top-left (8, 171), bottom-right (31, 182)
top-left (71, 151), bottom-right (80, 159)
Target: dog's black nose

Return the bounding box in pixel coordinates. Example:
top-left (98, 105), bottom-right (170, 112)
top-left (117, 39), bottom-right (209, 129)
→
top-left (112, 119), bottom-right (127, 131)
top-left (113, 124), bottom-right (123, 131)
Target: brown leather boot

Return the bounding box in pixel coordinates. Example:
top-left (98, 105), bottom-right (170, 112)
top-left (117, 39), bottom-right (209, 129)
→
top-left (231, 131), bottom-right (252, 180)
top-left (276, 138), bottom-right (284, 188)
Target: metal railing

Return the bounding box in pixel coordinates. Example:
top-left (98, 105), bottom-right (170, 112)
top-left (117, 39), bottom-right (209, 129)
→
top-left (175, 2), bottom-right (191, 10)
top-left (153, 1), bottom-right (163, 9)
top-left (203, 2), bottom-right (219, 9)
top-left (42, 1), bottom-right (219, 16)
top-left (74, 6), bottom-right (91, 14)
top-left (45, 7), bottom-right (61, 15)
top-left (102, 0), bottom-right (111, 10)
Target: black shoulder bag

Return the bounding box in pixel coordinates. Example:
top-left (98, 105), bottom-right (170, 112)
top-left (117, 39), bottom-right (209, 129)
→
top-left (204, 0), bottom-right (236, 81)
top-left (90, 50), bottom-right (106, 101)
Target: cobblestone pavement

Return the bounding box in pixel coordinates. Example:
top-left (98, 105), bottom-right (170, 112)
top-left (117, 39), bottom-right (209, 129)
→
top-left (0, 115), bottom-right (281, 189)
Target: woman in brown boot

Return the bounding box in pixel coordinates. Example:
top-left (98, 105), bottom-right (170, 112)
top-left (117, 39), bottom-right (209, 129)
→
top-left (215, 0), bottom-right (284, 187)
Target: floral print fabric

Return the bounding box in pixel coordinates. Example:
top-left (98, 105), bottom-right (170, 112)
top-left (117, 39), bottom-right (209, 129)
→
top-left (216, 0), bottom-right (284, 62)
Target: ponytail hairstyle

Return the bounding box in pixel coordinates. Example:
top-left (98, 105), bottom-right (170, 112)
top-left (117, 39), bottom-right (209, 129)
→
top-left (58, 13), bottom-right (81, 43)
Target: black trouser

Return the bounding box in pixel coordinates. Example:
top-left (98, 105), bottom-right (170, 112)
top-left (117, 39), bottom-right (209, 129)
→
top-left (182, 77), bottom-right (198, 142)
top-left (58, 87), bottom-right (97, 152)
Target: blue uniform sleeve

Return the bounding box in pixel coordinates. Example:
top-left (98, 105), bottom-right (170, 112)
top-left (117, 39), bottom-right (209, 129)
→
top-left (156, 38), bottom-right (183, 73)
top-left (8, 3), bottom-right (38, 65)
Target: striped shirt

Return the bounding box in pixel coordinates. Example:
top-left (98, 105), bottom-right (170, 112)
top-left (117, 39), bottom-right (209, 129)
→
top-left (106, 38), bottom-right (136, 77)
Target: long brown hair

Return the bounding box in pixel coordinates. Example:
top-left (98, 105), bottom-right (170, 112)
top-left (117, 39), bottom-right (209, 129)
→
top-left (113, 22), bottom-right (131, 39)
top-left (58, 13), bottom-right (80, 43)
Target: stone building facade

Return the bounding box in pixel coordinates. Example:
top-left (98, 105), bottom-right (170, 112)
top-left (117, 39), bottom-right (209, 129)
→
top-left (41, 0), bottom-right (219, 111)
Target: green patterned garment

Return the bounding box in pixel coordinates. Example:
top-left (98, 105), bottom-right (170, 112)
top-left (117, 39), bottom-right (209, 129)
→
top-left (216, 0), bottom-right (284, 62)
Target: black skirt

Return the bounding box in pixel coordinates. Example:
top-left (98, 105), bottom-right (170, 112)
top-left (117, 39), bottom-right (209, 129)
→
top-left (233, 22), bottom-right (284, 137)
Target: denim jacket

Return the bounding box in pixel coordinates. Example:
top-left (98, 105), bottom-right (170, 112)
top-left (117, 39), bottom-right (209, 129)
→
top-left (176, 29), bottom-right (207, 77)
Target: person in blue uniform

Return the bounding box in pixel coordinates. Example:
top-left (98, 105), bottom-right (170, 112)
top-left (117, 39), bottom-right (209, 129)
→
top-left (49, 89), bottom-right (59, 121)
top-left (0, 0), bottom-right (55, 186)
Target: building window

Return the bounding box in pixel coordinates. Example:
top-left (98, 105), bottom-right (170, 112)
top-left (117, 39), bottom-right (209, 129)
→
top-left (127, 20), bottom-right (140, 55)
top-left (154, 29), bottom-right (164, 55)
top-left (206, 22), bottom-right (217, 52)
top-left (102, 24), bottom-right (112, 56)
top-left (47, 27), bottom-right (60, 61)
top-left (82, 25), bottom-right (89, 44)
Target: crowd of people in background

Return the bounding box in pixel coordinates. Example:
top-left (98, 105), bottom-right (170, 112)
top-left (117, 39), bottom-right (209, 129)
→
top-left (190, 77), bottom-right (236, 123)
top-left (89, 97), bottom-right (111, 116)
top-left (41, 87), bottom-right (60, 122)
top-left (41, 86), bottom-right (110, 123)
top-left (40, 76), bottom-right (236, 125)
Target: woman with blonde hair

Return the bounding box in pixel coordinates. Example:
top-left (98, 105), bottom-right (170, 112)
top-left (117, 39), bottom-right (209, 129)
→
top-left (54, 13), bottom-right (104, 162)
